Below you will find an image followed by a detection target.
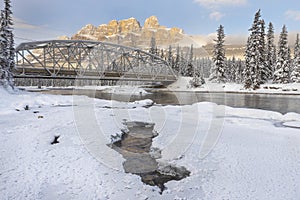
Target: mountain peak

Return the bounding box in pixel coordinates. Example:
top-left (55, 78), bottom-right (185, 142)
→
top-left (71, 16), bottom-right (185, 47)
top-left (144, 16), bottom-right (160, 29)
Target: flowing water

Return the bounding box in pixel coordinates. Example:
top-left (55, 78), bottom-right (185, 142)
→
top-left (109, 121), bottom-right (190, 194)
top-left (42, 89), bottom-right (300, 114)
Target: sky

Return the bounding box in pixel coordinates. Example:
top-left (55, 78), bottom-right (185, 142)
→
top-left (7, 0), bottom-right (300, 44)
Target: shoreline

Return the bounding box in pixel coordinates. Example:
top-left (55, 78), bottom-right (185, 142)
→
top-left (19, 86), bottom-right (300, 96)
top-left (155, 89), bottom-right (300, 95)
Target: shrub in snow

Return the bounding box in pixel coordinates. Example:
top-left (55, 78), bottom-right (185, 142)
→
top-left (189, 76), bottom-right (205, 88)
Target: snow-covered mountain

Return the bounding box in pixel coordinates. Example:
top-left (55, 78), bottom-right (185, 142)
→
top-left (71, 16), bottom-right (186, 48)
top-left (64, 16), bottom-right (246, 58)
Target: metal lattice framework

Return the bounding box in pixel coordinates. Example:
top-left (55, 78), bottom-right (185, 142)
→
top-left (14, 40), bottom-right (177, 83)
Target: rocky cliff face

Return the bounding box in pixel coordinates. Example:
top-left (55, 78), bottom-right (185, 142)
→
top-left (71, 16), bottom-right (184, 47)
top-left (64, 16), bottom-right (246, 59)
top-left (144, 16), bottom-right (161, 29)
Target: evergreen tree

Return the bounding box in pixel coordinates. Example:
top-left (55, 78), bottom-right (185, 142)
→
top-left (258, 19), bottom-right (268, 83)
top-left (243, 10), bottom-right (265, 89)
top-left (173, 45), bottom-right (181, 75)
top-left (180, 49), bottom-right (187, 76)
top-left (167, 45), bottom-right (173, 66)
top-left (243, 37), bottom-right (253, 88)
top-left (202, 57), bottom-right (213, 78)
top-left (273, 25), bottom-right (290, 84)
top-left (235, 59), bottom-right (244, 83)
top-left (266, 22), bottom-right (276, 80)
top-left (160, 49), bottom-right (165, 60)
top-left (0, 10), bottom-right (7, 83)
top-left (186, 44), bottom-right (194, 77)
top-left (288, 47), bottom-right (292, 80)
top-left (0, 0), bottom-right (14, 88)
top-left (227, 56), bottom-right (237, 82)
top-left (294, 33), bottom-right (300, 57)
top-left (149, 35), bottom-right (157, 55)
top-left (209, 25), bottom-right (226, 83)
top-left (291, 34), bottom-right (300, 82)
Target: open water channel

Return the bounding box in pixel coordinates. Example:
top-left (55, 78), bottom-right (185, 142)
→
top-left (43, 89), bottom-right (300, 114)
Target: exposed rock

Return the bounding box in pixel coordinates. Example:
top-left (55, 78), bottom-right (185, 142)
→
top-left (118, 17), bottom-right (141, 33)
top-left (72, 24), bottom-right (98, 40)
top-left (71, 16), bottom-right (184, 47)
top-left (78, 24), bottom-right (97, 35)
top-left (144, 16), bottom-right (160, 29)
top-left (107, 20), bottom-right (119, 35)
top-left (65, 16), bottom-right (244, 58)
top-left (170, 27), bottom-right (184, 35)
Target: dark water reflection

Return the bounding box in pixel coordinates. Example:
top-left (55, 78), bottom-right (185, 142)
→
top-left (110, 121), bottom-right (190, 194)
top-left (43, 89), bottom-right (300, 114)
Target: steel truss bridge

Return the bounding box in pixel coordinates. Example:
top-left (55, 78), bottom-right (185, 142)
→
top-left (14, 40), bottom-right (177, 84)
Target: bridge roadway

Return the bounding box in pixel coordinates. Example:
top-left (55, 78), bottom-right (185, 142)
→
top-left (13, 40), bottom-right (178, 84)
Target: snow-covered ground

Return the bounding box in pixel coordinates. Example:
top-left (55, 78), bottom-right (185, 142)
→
top-left (167, 77), bottom-right (300, 95)
top-left (1, 88), bottom-right (300, 199)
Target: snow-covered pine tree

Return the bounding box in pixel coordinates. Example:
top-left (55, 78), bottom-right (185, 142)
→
top-left (4, 0), bottom-right (13, 68)
top-left (228, 56), bottom-right (237, 82)
top-left (288, 47), bottom-right (292, 80)
top-left (149, 35), bottom-right (157, 55)
top-left (291, 34), bottom-right (300, 82)
top-left (204, 57), bottom-right (213, 78)
top-left (235, 59), bottom-right (243, 83)
top-left (243, 37), bottom-right (253, 88)
top-left (258, 19), bottom-right (268, 84)
top-left (180, 49), bottom-right (187, 76)
top-left (209, 25), bottom-right (226, 83)
top-left (160, 49), bottom-right (165, 60)
top-left (224, 58), bottom-right (230, 81)
top-left (186, 44), bottom-right (194, 77)
top-left (173, 45), bottom-right (181, 75)
top-left (266, 22), bottom-right (276, 80)
top-left (243, 10), bottom-right (264, 89)
top-left (294, 33), bottom-right (300, 57)
top-left (273, 25), bottom-right (290, 84)
top-left (0, 10), bottom-right (9, 86)
top-left (167, 45), bottom-right (173, 66)
top-left (0, 0), bottom-right (14, 88)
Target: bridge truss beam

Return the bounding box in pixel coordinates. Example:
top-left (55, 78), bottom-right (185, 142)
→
top-left (14, 40), bottom-right (177, 83)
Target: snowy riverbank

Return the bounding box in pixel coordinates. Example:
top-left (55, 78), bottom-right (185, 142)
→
top-left (19, 77), bottom-right (300, 96)
top-left (166, 77), bottom-right (300, 95)
top-left (19, 85), bottom-right (150, 96)
top-left (1, 88), bottom-right (300, 199)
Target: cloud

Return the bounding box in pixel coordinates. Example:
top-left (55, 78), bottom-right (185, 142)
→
top-left (285, 10), bottom-right (300, 21)
top-left (209, 11), bottom-right (225, 21)
top-left (13, 17), bottom-right (66, 44)
top-left (194, 0), bottom-right (247, 9)
top-left (13, 17), bottom-right (41, 30)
